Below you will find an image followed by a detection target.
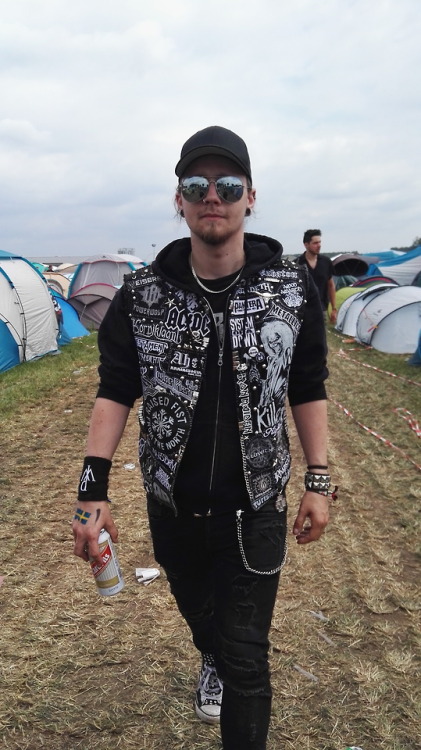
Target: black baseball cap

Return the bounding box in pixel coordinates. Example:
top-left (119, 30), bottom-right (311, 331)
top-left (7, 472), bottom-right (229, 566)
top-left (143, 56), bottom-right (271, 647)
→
top-left (175, 125), bottom-right (252, 182)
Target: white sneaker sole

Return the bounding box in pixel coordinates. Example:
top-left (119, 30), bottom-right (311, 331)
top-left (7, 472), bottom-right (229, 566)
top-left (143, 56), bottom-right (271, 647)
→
top-left (195, 701), bottom-right (221, 725)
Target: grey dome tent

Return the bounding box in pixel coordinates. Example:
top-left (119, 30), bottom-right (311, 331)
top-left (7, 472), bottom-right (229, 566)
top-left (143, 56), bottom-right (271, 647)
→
top-left (67, 254), bottom-right (147, 329)
top-left (336, 283), bottom-right (398, 337)
top-left (355, 286), bottom-right (421, 353)
top-left (68, 283), bottom-right (117, 330)
top-left (68, 253), bottom-right (146, 296)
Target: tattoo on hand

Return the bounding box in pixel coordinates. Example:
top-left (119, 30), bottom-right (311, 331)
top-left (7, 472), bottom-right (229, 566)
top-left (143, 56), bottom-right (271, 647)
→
top-left (74, 508), bottom-right (91, 524)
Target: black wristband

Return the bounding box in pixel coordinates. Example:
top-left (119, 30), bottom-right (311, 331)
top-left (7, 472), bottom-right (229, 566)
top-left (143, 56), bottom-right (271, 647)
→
top-left (78, 456), bottom-right (112, 501)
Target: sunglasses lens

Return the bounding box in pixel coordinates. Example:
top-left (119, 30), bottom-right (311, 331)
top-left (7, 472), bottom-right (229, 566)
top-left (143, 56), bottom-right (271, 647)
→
top-left (180, 176), bottom-right (246, 204)
top-left (216, 177), bottom-right (244, 203)
top-left (180, 177), bottom-right (209, 203)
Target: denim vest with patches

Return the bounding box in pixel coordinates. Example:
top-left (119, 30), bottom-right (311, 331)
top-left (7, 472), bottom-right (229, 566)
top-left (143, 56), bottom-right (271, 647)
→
top-left (124, 259), bottom-right (307, 513)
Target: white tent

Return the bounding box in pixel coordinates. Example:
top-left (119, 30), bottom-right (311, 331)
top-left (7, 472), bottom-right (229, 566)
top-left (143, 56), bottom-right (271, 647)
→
top-left (0, 250), bottom-right (58, 372)
top-left (356, 286), bottom-right (421, 353)
top-left (336, 283), bottom-right (397, 337)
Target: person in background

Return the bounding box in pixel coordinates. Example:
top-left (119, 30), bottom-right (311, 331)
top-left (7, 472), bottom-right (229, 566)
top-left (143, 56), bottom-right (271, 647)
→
top-left (72, 126), bottom-right (336, 750)
top-left (50, 292), bottom-right (63, 336)
top-left (297, 229), bottom-right (337, 323)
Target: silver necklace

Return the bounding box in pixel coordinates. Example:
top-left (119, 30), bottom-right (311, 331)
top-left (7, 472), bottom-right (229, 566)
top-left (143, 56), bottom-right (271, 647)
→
top-left (190, 255), bottom-right (244, 294)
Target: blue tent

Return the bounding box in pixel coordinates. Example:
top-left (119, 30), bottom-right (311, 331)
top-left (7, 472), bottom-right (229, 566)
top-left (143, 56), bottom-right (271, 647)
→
top-left (0, 320), bottom-right (19, 372)
top-left (364, 246), bottom-right (421, 285)
top-left (51, 291), bottom-right (89, 346)
top-left (363, 249), bottom-right (405, 264)
top-left (408, 329), bottom-right (421, 366)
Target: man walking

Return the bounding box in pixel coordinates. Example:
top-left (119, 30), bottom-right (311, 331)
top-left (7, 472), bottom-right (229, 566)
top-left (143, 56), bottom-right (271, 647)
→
top-left (297, 229), bottom-right (337, 323)
top-left (73, 126), bottom-right (334, 749)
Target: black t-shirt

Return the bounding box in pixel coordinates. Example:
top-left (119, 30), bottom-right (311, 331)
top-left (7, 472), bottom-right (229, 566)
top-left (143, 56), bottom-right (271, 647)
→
top-left (297, 253), bottom-right (334, 310)
top-left (173, 271), bottom-right (249, 516)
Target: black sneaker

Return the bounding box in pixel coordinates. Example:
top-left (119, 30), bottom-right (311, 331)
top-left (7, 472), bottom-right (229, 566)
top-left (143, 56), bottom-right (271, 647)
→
top-left (195, 659), bottom-right (223, 724)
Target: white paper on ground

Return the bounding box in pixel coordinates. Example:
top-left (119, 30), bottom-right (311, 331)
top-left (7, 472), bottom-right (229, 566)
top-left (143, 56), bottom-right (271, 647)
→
top-left (135, 567), bottom-right (160, 585)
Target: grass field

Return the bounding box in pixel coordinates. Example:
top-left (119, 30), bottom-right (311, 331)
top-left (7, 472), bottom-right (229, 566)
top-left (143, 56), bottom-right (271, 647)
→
top-left (0, 329), bottom-right (420, 749)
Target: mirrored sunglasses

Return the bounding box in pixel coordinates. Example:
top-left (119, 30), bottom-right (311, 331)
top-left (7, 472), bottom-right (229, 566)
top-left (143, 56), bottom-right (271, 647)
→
top-left (179, 176), bottom-right (246, 203)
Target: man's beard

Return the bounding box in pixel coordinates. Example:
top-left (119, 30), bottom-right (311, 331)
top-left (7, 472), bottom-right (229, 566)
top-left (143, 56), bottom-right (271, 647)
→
top-left (195, 223), bottom-right (234, 246)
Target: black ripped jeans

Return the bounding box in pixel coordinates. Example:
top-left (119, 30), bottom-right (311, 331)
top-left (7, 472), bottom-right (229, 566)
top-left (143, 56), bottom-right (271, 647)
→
top-left (147, 497), bottom-right (288, 750)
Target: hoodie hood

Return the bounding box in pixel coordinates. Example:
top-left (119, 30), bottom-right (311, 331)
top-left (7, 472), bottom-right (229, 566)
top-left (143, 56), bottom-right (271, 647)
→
top-left (152, 233), bottom-right (284, 290)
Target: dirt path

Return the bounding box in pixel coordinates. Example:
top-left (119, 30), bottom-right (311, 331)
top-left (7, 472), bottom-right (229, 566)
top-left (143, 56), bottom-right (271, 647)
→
top-left (1, 339), bottom-right (420, 750)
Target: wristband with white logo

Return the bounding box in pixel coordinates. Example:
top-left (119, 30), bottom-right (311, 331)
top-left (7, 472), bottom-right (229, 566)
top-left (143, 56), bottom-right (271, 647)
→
top-left (78, 456), bottom-right (112, 501)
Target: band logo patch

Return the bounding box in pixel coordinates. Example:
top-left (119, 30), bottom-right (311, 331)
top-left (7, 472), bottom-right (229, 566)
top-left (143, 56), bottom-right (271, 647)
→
top-left (145, 394), bottom-right (190, 452)
top-left (245, 436), bottom-right (275, 470)
top-left (79, 465), bottom-right (95, 492)
top-left (280, 282), bottom-right (304, 309)
top-left (251, 472), bottom-right (275, 505)
top-left (139, 283), bottom-right (164, 308)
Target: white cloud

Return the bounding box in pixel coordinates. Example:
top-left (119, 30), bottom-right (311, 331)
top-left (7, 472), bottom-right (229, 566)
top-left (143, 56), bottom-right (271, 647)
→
top-left (0, 118), bottom-right (51, 147)
top-left (0, 0), bottom-right (420, 260)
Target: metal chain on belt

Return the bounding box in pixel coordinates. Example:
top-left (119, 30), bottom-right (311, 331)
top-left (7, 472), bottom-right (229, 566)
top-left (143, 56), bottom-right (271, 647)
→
top-left (235, 510), bottom-right (287, 576)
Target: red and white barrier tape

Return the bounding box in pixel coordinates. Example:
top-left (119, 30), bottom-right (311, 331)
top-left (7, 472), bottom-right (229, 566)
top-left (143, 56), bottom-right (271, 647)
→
top-left (393, 408), bottom-right (421, 438)
top-left (329, 397), bottom-right (421, 472)
top-left (337, 348), bottom-right (421, 387)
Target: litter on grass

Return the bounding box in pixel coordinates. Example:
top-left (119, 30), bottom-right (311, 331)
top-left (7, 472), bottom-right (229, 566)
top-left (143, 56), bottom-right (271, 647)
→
top-left (308, 610), bottom-right (329, 622)
top-left (135, 567), bottom-right (160, 585)
top-left (317, 630), bottom-right (335, 646)
top-left (293, 664), bottom-right (319, 682)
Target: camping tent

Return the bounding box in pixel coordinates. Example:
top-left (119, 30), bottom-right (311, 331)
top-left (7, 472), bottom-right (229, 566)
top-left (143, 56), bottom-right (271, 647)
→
top-left (43, 271), bottom-right (71, 297)
top-left (335, 286), bottom-right (361, 312)
top-left (408, 330), bottom-right (421, 365)
top-left (50, 291), bottom-right (90, 346)
top-left (57, 262), bottom-right (79, 275)
top-left (355, 286), bottom-right (421, 353)
top-left (332, 254), bottom-right (370, 277)
top-left (334, 274), bottom-right (357, 290)
top-left (0, 249), bottom-right (59, 372)
top-left (68, 283), bottom-right (117, 329)
top-left (364, 246), bottom-right (421, 285)
top-left (377, 246), bottom-right (421, 285)
top-left (336, 283), bottom-right (397, 337)
top-left (351, 275), bottom-right (399, 288)
top-left (67, 254), bottom-right (148, 328)
top-left (68, 254), bottom-right (146, 297)
top-left (362, 249), bottom-right (405, 264)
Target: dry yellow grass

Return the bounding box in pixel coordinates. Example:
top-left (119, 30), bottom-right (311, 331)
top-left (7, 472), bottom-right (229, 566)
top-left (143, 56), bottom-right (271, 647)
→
top-left (0, 330), bottom-right (420, 749)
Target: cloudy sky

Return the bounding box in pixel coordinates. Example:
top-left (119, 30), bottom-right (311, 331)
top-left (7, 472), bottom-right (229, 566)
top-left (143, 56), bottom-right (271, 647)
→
top-left (1, 0), bottom-right (420, 262)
